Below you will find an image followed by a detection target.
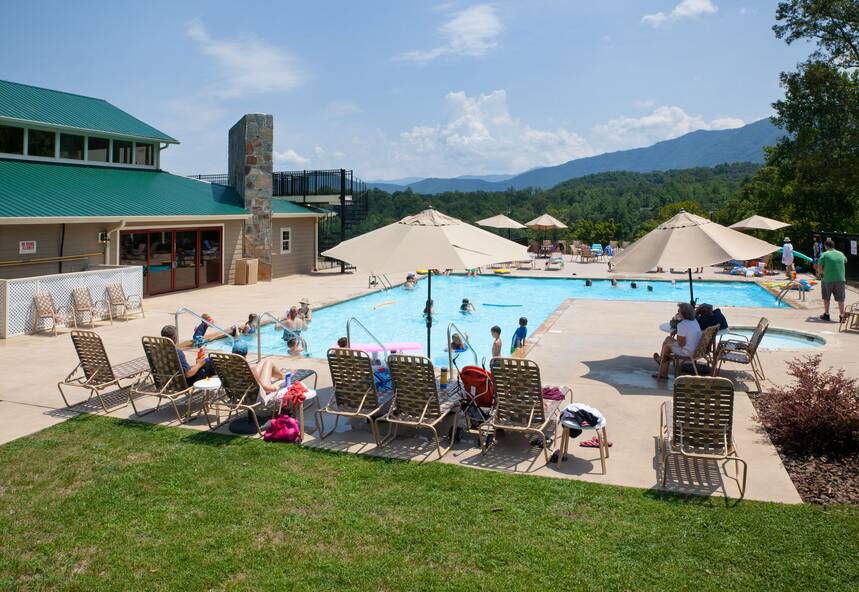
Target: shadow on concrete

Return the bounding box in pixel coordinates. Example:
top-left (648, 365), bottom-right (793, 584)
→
top-left (581, 355), bottom-right (669, 393)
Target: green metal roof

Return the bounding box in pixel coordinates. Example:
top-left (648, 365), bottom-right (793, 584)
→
top-left (272, 199), bottom-right (329, 215)
top-left (0, 80), bottom-right (177, 143)
top-left (0, 159), bottom-right (246, 220)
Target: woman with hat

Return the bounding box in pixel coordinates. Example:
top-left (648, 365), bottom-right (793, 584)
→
top-left (298, 298), bottom-right (312, 323)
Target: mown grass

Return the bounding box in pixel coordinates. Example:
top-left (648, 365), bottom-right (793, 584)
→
top-left (0, 415), bottom-right (856, 591)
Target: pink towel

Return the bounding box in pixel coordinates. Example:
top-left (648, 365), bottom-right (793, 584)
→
top-left (541, 386), bottom-right (565, 401)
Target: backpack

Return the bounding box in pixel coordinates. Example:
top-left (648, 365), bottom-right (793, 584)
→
top-left (263, 414), bottom-right (301, 443)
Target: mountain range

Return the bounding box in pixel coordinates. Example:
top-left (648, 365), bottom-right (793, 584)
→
top-left (367, 118), bottom-right (784, 194)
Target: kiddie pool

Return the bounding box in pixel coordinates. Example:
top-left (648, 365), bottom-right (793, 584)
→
top-left (724, 326), bottom-right (825, 350)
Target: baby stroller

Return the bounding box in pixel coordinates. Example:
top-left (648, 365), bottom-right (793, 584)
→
top-left (456, 365), bottom-right (496, 448)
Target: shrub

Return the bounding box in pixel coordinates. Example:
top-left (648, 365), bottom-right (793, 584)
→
top-left (756, 355), bottom-right (859, 456)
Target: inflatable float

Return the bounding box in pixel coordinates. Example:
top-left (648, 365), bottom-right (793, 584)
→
top-left (373, 300), bottom-right (396, 310)
top-left (493, 269), bottom-right (511, 274)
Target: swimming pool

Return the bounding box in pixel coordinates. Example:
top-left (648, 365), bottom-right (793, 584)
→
top-left (207, 276), bottom-right (786, 366)
top-left (725, 327), bottom-right (825, 350)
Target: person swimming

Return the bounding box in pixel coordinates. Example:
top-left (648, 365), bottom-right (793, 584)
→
top-left (460, 298), bottom-right (475, 314)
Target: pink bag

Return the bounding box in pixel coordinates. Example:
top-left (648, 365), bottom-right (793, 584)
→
top-left (263, 414), bottom-right (301, 443)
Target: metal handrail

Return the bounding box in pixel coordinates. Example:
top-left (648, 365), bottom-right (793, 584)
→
top-left (257, 311), bottom-right (308, 363)
top-left (346, 317), bottom-right (388, 359)
top-left (447, 322), bottom-right (479, 376)
top-left (775, 281), bottom-right (805, 304)
top-left (381, 274), bottom-right (394, 290)
top-left (175, 307), bottom-right (236, 345)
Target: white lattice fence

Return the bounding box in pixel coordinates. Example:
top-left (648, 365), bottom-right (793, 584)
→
top-left (0, 266), bottom-right (143, 338)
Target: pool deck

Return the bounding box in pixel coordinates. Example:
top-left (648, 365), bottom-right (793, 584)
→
top-left (2, 260), bottom-right (857, 504)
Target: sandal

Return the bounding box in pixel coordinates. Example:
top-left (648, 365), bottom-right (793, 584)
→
top-left (580, 436), bottom-right (612, 448)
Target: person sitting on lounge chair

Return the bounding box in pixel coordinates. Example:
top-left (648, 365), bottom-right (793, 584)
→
top-left (231, 341), bottom-right (290, 405)
top-left (653, 302), bottom-right (702, 380)
top-left (162, 324), bottom-right (215, 385)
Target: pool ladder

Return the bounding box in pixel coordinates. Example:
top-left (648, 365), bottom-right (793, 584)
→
top-left (257, 311), bottom-right (308, 363)
top-left (775, 281), bottom-right (805, 304)
top-left (346, 317), bottom-right (388, 359)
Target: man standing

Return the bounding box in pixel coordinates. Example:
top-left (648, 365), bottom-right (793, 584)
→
top-left (819, 238), bottom-right (848, 322)
top-left (781, 237), bottom-right (795, 279)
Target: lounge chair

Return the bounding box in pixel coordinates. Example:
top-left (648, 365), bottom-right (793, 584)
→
top-left (516, 257), bottom-right (535, 270)
top-left (658, 375), bottom-right (747, 499)
top-left (106, 283), bottom-right (145, 321)
top-left (57, 330), bottom-right (148, 412)
top-left (316, 348), bottom-right (390, 445)
top-left (207, 351), bottom-right (266, 436)
top-left (714, 318), bottom-right (769, 392)
top-left (381, 354), bottom-right (459, 459)
top-left (545, 255), bottom-right (565, 271)
top-left (71, 286), bottom-right (112, 328)
top-left (32, 291), bottom-right (74, 335)
top-left (840, 302), bottom-right (859, 332)
top-left (670, 325), bottom-right (719, 377)
top-left (484, 357), bottom-right (562, 463)
top-left (130, 336), bottom-right (196, 423)
top-left (578, 245), bottom-right (596, 263)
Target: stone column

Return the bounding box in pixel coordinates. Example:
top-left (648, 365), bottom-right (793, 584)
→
top-left (228, 114), bottom-right (274, 281)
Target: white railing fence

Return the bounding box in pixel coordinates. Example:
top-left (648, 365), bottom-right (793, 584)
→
top-left (0, 265), bottom-right (143, 338)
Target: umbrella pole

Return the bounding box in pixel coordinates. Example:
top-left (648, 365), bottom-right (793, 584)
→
top-left (426, 272), bottom-right (432, 356)
top-left (688, 268), bottom-right (695, 306)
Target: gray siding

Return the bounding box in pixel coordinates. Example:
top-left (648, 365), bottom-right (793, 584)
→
top-left (271, 217), bottom-right (316, 277)
top-left (0, 223), bottom-right (106, 279)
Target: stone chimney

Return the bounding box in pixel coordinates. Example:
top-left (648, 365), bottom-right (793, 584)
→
top-left (228, 114), bottom-right (274, 281)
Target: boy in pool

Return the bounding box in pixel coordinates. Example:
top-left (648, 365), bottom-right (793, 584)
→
top-left (286, 336), bottom-right (304, 357)
top-left (460, 298), bottom-right (475, 314)
top-left (511, 317), bottom-right (528, 353)
top-left (336, 336), bottom-right (348, 348)
top-left (491, 326), bottom-right (502, 358)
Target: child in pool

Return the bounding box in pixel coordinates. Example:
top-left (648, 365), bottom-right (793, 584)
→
top-left (460, 298), bottom-right (475, 314)
top-left (491, 326), bottom-right (502, 358)
top-left (511, 317), bottom-right (528, 353)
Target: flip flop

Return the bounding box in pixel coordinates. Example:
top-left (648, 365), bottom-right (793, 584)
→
top-left (580, 436), bottom-right (612, 448)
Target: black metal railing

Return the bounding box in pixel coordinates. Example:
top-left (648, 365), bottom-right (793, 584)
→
top-left (189, 168), bottom-right (370, 264)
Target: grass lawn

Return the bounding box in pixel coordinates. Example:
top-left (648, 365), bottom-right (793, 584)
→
top-left (0, 416), bottom-right (857, 591)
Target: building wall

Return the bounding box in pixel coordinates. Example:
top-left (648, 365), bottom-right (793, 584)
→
top-left (271, 217), bottom-right (317, 277)
top-left (0, 223), bottom-right (106, 279)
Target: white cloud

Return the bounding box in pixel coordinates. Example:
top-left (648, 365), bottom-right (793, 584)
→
top-left (390, 90), bottom-right (592, 176)
top-left (641, 0), bottom-right (718, 27)
top-left (591, 106), bottom-right (743, 152)
top-left (274, 149), bottom-right (310, 166)
top-left (186, 18), bottom-right (302, 98)
top-left (398, 5), bottom-right (503, 62)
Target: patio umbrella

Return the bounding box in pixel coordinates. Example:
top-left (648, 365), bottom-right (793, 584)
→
top-left (609, 209), bottom-right (778, 304)
top-left (321, 208), bottom-right (529, 354)
top-left (525, 213), bottom-right (568, 230)
top-left (476, 214), bottom-right (526, 239)
top-left (729, 215), bottom-right (790, 232)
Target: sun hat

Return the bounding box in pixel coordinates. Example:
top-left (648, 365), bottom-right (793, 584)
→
top-left (299, 297), bottom-right (310, 305)
top-left (783, 237), bottom-right (791, 243)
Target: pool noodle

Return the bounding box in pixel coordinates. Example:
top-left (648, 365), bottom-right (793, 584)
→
top-left (483, 303), bottom-right (523, 307)
top-left (350, 342), bottom-right (422, 353)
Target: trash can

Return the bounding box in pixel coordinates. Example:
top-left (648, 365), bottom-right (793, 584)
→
top-left (235, 258), bottom-right (258, 285)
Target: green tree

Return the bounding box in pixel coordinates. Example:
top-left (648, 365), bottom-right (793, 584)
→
top-left (774, 0), bottom-right (859, 69)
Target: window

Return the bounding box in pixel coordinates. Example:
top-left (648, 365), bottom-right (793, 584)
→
top-left (59, 133), bottom-right (84, 160)
top-left (0, 124), bottom-right (24, 154)
top-left (28, 129), bottom-right (55, 157)
top-left (87, 137), bottom-right (109, 162)
top-left (135, 142), bottom-right (154, 166)
top-left (113, 140), bottom-right (132, 164)
top-left (280, 227), bottom-right (291, 254)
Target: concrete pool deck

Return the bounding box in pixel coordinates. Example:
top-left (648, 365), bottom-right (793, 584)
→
top-left (1, 260), bottom-right (857, 504)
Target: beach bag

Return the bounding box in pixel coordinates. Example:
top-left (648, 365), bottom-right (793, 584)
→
top-left (263, 414), bottom-right (301, 443)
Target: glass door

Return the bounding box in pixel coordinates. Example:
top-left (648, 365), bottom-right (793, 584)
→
top-left (174, 230), bottom-right (199, 291)
top-left (199, 229), bottom-right (222, 286)
top-left (148, 231), bottom-right (173, 294)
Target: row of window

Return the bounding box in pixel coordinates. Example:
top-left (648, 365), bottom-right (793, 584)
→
top-left (0, 123), bottom-right (155, 166)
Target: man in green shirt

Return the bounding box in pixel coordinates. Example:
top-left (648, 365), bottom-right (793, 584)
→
top-left (819, 238), bottom-right (848, 322)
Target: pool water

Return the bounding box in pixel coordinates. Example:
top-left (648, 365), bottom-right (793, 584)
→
top-left (724, 328), bottom-right (825, 350)
top-left (208, 276), bottom-right (786, 366)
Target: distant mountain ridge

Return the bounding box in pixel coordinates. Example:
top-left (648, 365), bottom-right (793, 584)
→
top-left (366, 118), bottom-right (784, 194)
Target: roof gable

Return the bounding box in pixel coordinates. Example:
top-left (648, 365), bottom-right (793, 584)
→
top-left (0, 80), bottom-right (177, 143)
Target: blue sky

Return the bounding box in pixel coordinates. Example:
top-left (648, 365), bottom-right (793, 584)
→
top-left (1, 1), bottom-right (811, 180)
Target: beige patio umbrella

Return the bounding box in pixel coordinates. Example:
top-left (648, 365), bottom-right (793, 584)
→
top-left (476, 213), bottom-right (526, 239)
top-left (610, 209), bottom-right (778, 303)
top-left (729, 214), bottom-right (790, 232)
top-left (476, 214), bottom-right (526, 229)
top-left (322, 208), bottom-right (529, 353)
top-left (525, 213), bottom-right (568, 230)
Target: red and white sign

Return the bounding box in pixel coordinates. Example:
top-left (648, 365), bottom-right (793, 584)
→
top-left (19, 240), bottom-right (37, 255)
